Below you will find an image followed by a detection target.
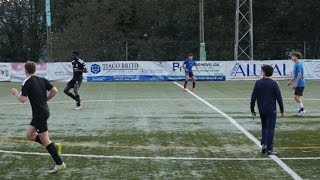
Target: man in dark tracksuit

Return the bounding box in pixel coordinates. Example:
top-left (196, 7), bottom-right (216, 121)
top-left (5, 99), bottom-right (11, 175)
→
top-left (250, 65), bottom-right (284, 155)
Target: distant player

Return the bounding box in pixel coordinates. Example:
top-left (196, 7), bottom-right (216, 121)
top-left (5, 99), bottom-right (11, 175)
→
top-left (64, 51), bottom-right (87, 110)
top-left (10, 61), bottom-right (66, 173)
top-left (182, 53), bottom-right (200, 92)
top-left (250, 65), bottom-right (284, 155)
top-left (287, 52), bottom-right (305, 116)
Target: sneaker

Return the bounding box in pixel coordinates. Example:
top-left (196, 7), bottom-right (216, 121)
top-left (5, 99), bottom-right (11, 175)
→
top-left (265, 150), bottom-right (277, 155)
top-left (182, 88), bottom-right (187, 92)
top-left (74, 106), bottom-right (83, 110)
top-left (297, 110), bottom-right (305, 117)
top-left (192, 88), bottom-right (196, 92)
top-left (49, 162), bottom-right (66, 173)
top-left (261, 145), bottom-right (267, 154)
top-left (55, 143), bottom-right (62, 156)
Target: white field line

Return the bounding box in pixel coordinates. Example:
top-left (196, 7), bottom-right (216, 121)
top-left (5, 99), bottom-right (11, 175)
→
top-left (173, 82), bottom-right (302, 180)
top-left (1, 97), bottom-right (320, 106)
top-left (0, 149), bottom-right (319, 161)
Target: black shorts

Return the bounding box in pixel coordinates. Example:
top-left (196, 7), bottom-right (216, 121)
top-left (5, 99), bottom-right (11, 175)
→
top-left (30, 115), bottom-right (49, 133)
top-left (185, 71), bottom-right (194, 77)
top-left (67, 78), bottom-right (82, 88)
top-left (294, 87), bottom-right (304, 96)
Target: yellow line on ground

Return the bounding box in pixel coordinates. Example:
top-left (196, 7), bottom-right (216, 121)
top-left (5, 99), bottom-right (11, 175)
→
top-left (1, 137), bottom-right (320, 151)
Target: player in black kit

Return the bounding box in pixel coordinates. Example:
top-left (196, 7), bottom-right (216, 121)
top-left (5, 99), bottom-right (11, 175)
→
top-left (10, 61), bottom-right (66, 173)
top-left (64, 51), bottom-right (87, 110)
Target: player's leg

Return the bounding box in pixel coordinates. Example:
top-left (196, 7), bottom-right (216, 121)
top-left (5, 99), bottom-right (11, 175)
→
top-left (64, 81), bottom-right (76, 100)
top-left (27, 119), bottom-right (43, 144)
top-left (260, 114), bottom-right (267, 153)
top-left (294, 87), bottom-right (305, 116)
top-left (73, 80), bottom-right (82, 108)
top-left (36, 118), bottom-right (66, 173)
top-left (183, 73), bottom-right (189, 91)
top-left (190, 72), bottom-right (196, 91)
top-left (26, 125), bottom-right (43, 144)
top-left (265, 113), bottom-right (277, 155)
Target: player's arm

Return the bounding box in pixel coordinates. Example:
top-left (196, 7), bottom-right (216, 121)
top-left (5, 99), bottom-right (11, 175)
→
top-left (195, 64), bottom-right (200, 73)
top-left (47, 87), bottom-right (58, 101)
top-left (10, 88), bottom-right (27, 103)
top-left (293, 72), bottom-right (302, 89)
top-left (287, 77), bottom-right (294, 86)
top-left (250, 82), bottom-right (257, 116)
top-left (182, 63), bottom-right (187, 71)
top-left (275, 82), bottom-right (285, 117)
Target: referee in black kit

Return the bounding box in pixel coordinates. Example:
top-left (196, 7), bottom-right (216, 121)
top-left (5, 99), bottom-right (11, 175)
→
top-left (250, 65), bottom-right (284, 155)
top-left (64, 51), bottom-right (87, 110)
top-left (10, 61), bottom-right (66, 173)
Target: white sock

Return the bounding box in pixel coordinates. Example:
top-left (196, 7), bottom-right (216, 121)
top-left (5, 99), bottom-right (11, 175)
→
top-left (298, 103), bottom-right (303, 109)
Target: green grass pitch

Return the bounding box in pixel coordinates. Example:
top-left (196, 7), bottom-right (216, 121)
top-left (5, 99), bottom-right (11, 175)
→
top-left (0, 80), bottom-right (319, 179)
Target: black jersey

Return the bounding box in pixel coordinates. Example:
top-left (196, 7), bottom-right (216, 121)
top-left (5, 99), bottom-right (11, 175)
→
top-left (21, 76), bottom-right (53, 117)
top-left (72, 59), bottom-right (86, 79)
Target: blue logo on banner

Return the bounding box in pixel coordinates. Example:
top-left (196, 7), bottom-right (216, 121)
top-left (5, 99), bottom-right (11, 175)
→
top-left (91, 64), bottom-right (101, 74)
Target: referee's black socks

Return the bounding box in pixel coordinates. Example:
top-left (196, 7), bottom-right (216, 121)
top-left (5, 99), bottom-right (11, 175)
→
top-left (75, 95), bottom-right (81, 106)
top-left (66, 92), bottom-right (76, 100)
top-left (46, 143), bottom-right (62, 165)
top-left (193, 82), bottom-right (196, 88)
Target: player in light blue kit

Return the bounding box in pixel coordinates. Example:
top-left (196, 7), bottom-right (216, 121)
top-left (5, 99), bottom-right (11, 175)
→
top-left (287, 52), bottom-right (305, 116)
top-left (182, 53), bottom-right (200, 92)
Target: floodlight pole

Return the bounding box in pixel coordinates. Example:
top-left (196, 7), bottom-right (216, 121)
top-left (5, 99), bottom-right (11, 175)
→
top-left (45, 0), bottom-right (52, 61)
top-left (199, 0), bottom-right (206, 61)
top-left (234, 0), bottom-right (254, 60)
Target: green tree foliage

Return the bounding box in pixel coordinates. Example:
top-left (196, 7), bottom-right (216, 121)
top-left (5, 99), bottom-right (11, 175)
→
top-left (1, 0), bottom-right (320, 61)
top-left (0, 0), bottom-right (46, 62)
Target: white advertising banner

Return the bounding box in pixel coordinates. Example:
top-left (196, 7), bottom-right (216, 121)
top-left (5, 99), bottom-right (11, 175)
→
top-left (303, 60), bottom-right (320, 80)
top-left (225, 60), bottom-right (294, 80)
top-left (10, 63), bottom-right (48, 82)
top-left (86, 61), bottom-right (226, 81)
top-left (47, 62), bottom-right (87, 82)
top-left (2, 60), bottom-right (320, 82)
top-left (0, 63), bottom-right (11, 81)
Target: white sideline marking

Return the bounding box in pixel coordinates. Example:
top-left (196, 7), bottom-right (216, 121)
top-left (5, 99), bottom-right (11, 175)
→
top-left (1, 97), bottom-right (320, 106)
top-left (173, 82), bottom-right (302, 180)
top-left (1, 149), bottom-right (319, 161)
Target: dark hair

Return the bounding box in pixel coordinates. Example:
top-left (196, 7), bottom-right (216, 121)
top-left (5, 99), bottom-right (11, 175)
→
top-left (188, 53), bottom-right (194, 57)
top-left (24, 61), bottom-right (36, 74)
top-left (291, 52), bottom-right (303, 59)
top-left (72, 51), bottom-right (80, 56)
top-left (262, 65), bottom-right (273, 77)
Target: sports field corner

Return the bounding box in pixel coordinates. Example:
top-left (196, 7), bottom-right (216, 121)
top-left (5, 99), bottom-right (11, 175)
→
top-left (0, 80), bottom-right (320, 179)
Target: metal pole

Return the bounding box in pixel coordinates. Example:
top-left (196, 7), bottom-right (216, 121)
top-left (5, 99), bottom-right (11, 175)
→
top-left (304, 41), bottom-right (306, 58)
top-left (45, 0), bottom-right (52, 61)
top-left (234, 0), bottom-right (239, 61)
top-left (199, 0), bottom-right (206, 61)
top-left (125, 41), bottom-right (128, 61)
top-left (199, 0), bottom-right (204, 43)
top-left (249, 0), bottom-right (253, 60)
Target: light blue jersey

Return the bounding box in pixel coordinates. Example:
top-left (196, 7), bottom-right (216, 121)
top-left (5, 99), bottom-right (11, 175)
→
top-left (293, 61), bottom-right (305, 87)
top-left (183, 59), bottom-right (196, 72)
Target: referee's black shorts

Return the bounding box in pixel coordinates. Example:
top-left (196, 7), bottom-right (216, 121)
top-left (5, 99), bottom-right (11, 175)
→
top-left (67, 78), bottom-right (83, 88)
top-left (30, 114), bottom-right (49, 133)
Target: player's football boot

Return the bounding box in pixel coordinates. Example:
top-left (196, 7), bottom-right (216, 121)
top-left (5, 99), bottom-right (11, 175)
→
top-left (182, 88), bottom-right (187, 92)
top-left (49, 162), bottom-right (66, 173)
top-left (192, 88), bottom-right (196, 92)
top-left (55, 143), bottom-right (62, 156)
top-left (265, 150), bottom-right (277, 155)
top-left (74, 106), bottom-right (83, 110)
top-left (297, 110), bottom-right (305, 117)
